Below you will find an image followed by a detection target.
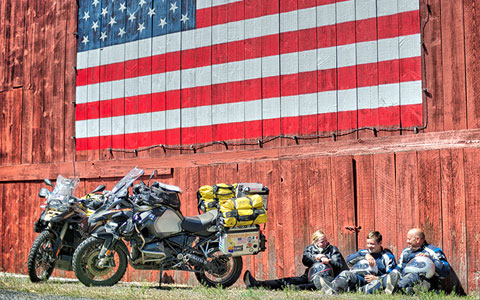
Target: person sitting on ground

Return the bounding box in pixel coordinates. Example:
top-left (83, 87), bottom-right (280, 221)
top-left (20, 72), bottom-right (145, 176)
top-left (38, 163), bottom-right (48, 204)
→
top-left (317, 230), bottom-right (396, 294)
top-left (365, 228), bottom-right (450, 294)
top-left (243, 230), bottom-right (348, 290)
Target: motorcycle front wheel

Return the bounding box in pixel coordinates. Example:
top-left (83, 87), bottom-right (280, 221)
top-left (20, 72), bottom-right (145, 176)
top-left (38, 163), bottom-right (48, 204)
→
top-left (27, 230), bottom-right (57, 282)
top-left (72, 236), bottom-right (127, 286)
top-left (195, 249), bottom-right (243, 288)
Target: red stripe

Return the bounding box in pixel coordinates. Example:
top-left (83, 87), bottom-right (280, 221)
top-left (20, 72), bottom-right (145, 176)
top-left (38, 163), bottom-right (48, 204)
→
top-left (75, 103), bottom-right (423, 151)
top-left (75, 57), bottom-right (421, 120)
top-left (76, 11), bottom-right (420, 86)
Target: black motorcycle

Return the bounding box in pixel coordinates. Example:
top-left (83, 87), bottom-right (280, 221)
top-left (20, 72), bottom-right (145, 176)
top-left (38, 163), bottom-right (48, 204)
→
top-left (72, 169), bottom-right (267, 288)
top-left (27, 175), bottom-right (105, 282)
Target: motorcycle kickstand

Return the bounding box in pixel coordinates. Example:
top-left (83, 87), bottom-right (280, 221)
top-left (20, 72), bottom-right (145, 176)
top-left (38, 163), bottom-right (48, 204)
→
top-left (158, 266), bottom-right (164, 289)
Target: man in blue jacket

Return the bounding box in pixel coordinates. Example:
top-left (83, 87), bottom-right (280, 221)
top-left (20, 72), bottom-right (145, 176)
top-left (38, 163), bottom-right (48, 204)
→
top-left (383, 228), bottom-right (450, 294)
top-left (317, 231), bottom-right (397, 294)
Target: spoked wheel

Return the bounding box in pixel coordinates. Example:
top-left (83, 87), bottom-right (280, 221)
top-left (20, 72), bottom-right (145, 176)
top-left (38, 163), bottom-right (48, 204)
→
top-left (72, 237), bottom-right (127, 286)
top-left (27, 231), bottom-right (57, 282)
top-left (195, 249), bottom-right (243, 288)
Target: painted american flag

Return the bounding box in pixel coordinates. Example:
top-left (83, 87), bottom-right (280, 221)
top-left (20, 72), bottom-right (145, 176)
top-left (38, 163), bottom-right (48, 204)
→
top-left (75, 0), bottom-right (423, 151)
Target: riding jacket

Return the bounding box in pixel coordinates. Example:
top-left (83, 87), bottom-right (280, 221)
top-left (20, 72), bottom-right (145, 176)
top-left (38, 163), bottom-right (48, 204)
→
top-left (302, 243), bottom-right (348, 277)
top-left (394, 242), bottom-right (450, 278)
top-left (346, 248), bottom-right (397, 276)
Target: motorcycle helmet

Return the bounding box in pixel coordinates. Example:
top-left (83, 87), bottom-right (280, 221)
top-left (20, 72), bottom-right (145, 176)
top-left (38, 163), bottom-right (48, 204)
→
top-left (308, 262), bottom-right (334, 282)
top-left (351, 259), bottom-right (378, 276)
top-left (404, 256), bottom-right (435, 279)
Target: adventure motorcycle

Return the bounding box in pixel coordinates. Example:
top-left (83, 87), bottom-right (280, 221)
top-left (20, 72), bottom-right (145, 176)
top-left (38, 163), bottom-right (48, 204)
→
top-left (27, 175), bottom-right (106, 282)
top-left (72, 169), bottom-right (267, 288)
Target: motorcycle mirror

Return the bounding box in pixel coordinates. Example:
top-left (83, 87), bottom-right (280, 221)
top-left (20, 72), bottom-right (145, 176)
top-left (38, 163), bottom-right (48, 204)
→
top-left (38, 187), bottom-right (50, 198)
top-left (147, 170), bottom-right (157, 186)
top-left (44, 178), bottom-right (53, 187)
top-left (92, 185), bottom-right (106, 193)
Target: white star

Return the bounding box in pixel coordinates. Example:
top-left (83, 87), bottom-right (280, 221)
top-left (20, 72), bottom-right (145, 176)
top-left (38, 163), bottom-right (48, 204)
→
top-left (82, 11), bottom-right (90, 21)
top-left (158, 17), bottom-right (167, 29)
top-left (100, 31), bottom-right (107, 41)
top-left (101, 7), bottom-right (108, 17)
top-left (170, 2), bottom-right (178, 13)
top-left (119, 2), bottom-right (126, 12)
top-left (118, 27), bottom-right (126, 37)
top-left (81, 35), bottom-right (89, 45)
top-left (137, 22), bottom-right (145, 32)
top-left (109, 16), bottom-right (117, 26)
top-left (180, 12), bottom-right (189, 24)
top-left (92, 0), bottom-right (99, 7)
top-left (147, 7), bottom-right (155, 18)
top-left (128, 12), bottom-right (136, 22)
top-left (91, 20), bottom-right (99, 31)
top-left (139, 0), bottom-right (146, 7)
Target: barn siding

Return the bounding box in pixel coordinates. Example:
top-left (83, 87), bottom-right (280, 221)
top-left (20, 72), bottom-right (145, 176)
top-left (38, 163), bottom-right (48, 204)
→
top-left (0, 0), bottom-right (480, 294)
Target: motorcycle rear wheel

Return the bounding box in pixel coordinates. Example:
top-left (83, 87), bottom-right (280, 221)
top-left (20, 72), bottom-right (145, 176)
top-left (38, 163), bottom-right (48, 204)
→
top-left (73, 237), bottom-right (127, 286)
top-left (27, 230), bottom-right (56, 282)
top-left (195, 250), bottom-right (243, 288)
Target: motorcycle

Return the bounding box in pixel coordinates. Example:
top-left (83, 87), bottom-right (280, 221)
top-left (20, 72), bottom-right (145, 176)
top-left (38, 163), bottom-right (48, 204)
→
top-left (72, 169), bottom-right (267, 288)
top-left (27, 175), bottom-right (106, 282)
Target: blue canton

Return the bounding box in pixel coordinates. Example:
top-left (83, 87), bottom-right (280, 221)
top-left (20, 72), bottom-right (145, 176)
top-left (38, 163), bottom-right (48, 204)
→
top-left (77, 0), bottom-right (196, 52)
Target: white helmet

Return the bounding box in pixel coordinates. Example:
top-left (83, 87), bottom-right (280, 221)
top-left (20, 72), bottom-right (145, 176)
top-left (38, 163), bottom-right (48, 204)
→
top-left (351, 259), bottom-right (378, 276)
top-left (404, 256), bottom-right (436, 279)
top-left (308, 262), bottom-right (334, 282)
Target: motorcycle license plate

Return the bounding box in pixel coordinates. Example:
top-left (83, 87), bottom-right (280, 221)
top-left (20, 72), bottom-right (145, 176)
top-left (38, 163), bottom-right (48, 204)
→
top-left (219, 229), bottom-right (261, 256)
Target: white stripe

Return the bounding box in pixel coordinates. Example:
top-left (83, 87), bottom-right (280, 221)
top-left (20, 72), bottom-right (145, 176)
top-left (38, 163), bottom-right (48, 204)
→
top-left (336, 0), bottom-right (356, 24)
top-left (280, 9), bottom-right (298, 33)
top-left (356, 0), bottom-right (377, 20)
top-left (196, 0), bottom-right (242, 10)
top-left (75, 81), bottom-right (422, 138)
top-left (76, 34), bottom-right (421, 104)
top-left (358, 86), bottom-right (379, 110)
top-left (196, 105), bottom-right (212, 126)
top-left (298, 7), bottom-right (316, 30)
top-left (245, 99), bottom-right (262, 122)
top-left (299, 93), bottom-right (317, 116)
top-left (77, 1), bottom-right (419, 69)
top-left (281, 95), bottom-right (299, 118)
top-left (377, 0), bottom-right (399, 17)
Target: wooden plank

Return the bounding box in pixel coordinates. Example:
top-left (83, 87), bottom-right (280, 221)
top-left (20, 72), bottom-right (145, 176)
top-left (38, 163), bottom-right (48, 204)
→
top-left (2, 90), bottom-right (22, 165)
top-left (336, 0), bottom-right (357, 140)
top-left (356, 0), bottom-right (377, 139)
top-left (440, 0), bottom-right (467, 130)
top-left (41, 1), bottom-right (57, 163)
top-left (278, 159), bottom-right (298, 277)
top-left (256, 159), bottom-right (280, 280)
top-left (463, 148), bottom-right (480, 293)
top-left (373, 153), bottom-right (398, 254)
top-left (21, 89), bottom-right (34, 164)
top-left (417, 150), bottom-right (443, 247)
top-left (0, 0), bottom-right (6, 90)
top-left (305, 157), bottom-right (335, 246)
top-left (394, 151), bottom-right (419, 258)
top-left (0, 92), bottom-right (4, 165)
top-left (280, 0), bottom-right (299, 147)
top-left (293, 159), bottom-right (310, 274)
top-left (52, 1), bottom-right (67, 162)
top-left (226, 0), bottom-right (245, 149)
top-left (353, 154), bottom-right (375, 249)
top-left (420, 0), bottom-right (444, 132)
top-left (440, 148), bottom-right (467, 293)
top-left (64, 0), bottom-right (76, 163)
top-left (261, 0), bottom-right (281, 149)
top-left (31, 0), bottom-right (46, 164)
top-left (331, 155), bottom-right (356, 256)
top-left (0, 184), bottom-right (3, 269)
top-left (464, 0), bottom-right (480, 129)
top-left (9, 0), bottom-right (25, 88)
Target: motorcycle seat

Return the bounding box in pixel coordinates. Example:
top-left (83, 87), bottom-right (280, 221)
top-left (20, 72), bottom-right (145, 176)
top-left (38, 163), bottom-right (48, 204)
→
top-left (182, 210), bottom-right (218, 233)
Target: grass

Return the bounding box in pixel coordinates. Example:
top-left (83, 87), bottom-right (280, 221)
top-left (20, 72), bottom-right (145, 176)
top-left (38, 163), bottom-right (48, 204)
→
top-left (0, 274), bottom-right (477, 300)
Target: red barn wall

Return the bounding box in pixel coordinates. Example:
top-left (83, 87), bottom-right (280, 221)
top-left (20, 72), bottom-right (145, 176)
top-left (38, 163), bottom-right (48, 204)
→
top-left (1, 0), bottom-right (480, 293)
